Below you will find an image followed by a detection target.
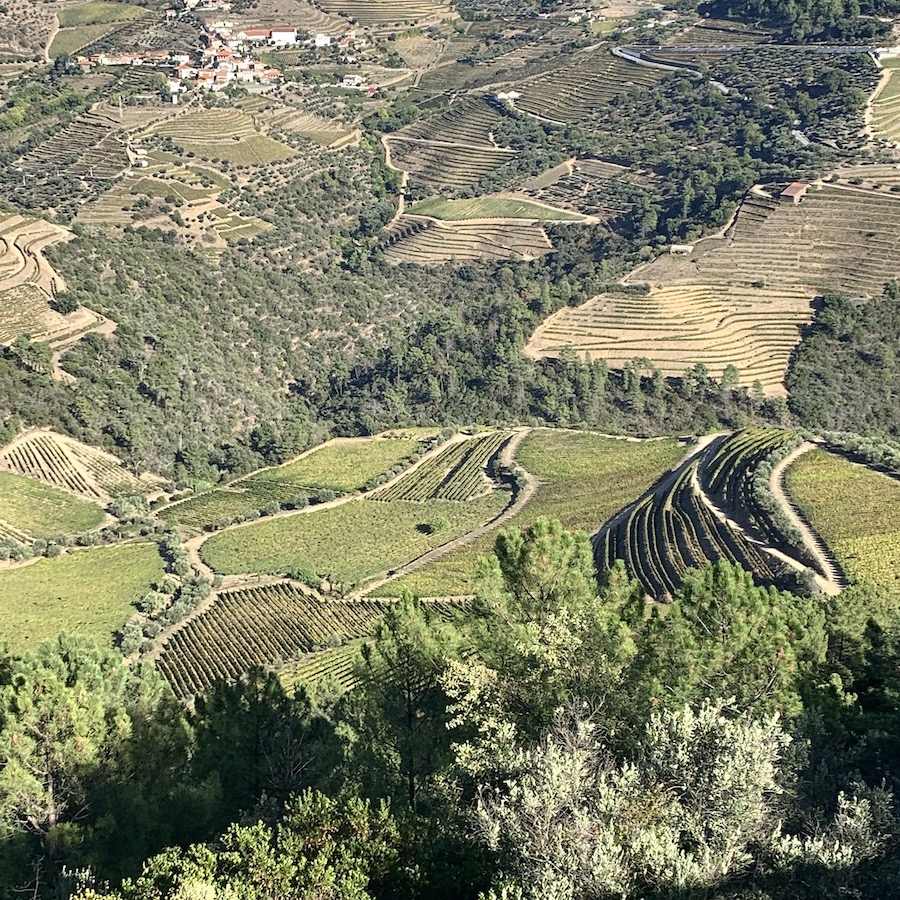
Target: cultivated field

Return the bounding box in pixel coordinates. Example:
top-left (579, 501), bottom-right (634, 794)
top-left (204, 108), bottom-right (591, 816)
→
top-left (526, 183), bottom-right (900, 392)
top-left (161, 435), bottom-right (428, 529)
top-left (315, 0), bottom-right (456, 26)
top-left (379, 429), bottom-right (684, 597)
top-left (0, 430), bottom-right (152, 501)
top-left (156, 582), bottom-right (389, 697)
top-left (0, 0), bottom-right (56, 57)
top-left (526, 283), bottom-right (814, 393)
top-left (383, 218), bottom-right (553, 263)
top-left (0, 471), bottom-right (105, 542)
top-left (201, 492), bottom-right (508, 587)
top-left (78, 153), bottom-right (270, 244)
top-left (0, 543), bottom-right (165, 653)
top-left (514, 49), bottom-right (663, 123)
top-left (57, 1), bottom-right (145, 27)
top-left (871, 58), bottom-right (900, 144)
top-left (408, 196), bottom-right (585, 221)
top-left (598, 429), bottom-right (809, 599)
top-left (396, 33), bottom-right (443, 68)
top-left (388, 139), bottom-right (516, 191)
top-left (152, 109), bottom-right (296, 166)
top-left (786, 450), bottom-right (900, 591)
top-left (373, 431), bottom-right (509, 502)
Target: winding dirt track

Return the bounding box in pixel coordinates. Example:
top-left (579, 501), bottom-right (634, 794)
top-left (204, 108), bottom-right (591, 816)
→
top-left (351, 428), bottom-right (536, 598)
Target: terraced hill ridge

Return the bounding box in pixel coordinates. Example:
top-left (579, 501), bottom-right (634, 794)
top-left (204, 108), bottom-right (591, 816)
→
top-left (526, 180), bottom-right (900, 392)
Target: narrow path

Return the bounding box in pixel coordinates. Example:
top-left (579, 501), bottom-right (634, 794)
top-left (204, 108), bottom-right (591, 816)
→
top-left (44, 14), bottom-right (59, 64)
top-left (381, 134), bottom-right (408, 227)
top-left (770, 442), bottom-right (844, 593)
top-left (864, 61), bottom-right (893, 139)
top-left (350, 428), bottom-right (536, 598)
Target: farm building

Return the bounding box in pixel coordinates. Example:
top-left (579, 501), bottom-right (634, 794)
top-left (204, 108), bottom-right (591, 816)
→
top-left (271, 28), bottom-right (298, 47)
top-left (238, 29), bottom-right (270, 42)
top-left (780, 182), bottom-right (809, 204)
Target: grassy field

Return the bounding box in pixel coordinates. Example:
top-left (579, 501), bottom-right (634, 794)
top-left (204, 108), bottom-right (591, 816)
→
top-left (376, 430), bottom-right (684, 596)
top-left (161, 436), bottom-right (427, 529)
top-left (57, 1), bottom-right (144, 27)
top-left (0, 472), bottom-right (105, 540)
top-left (0, 543), bottom-right (165, 653)
top-left (49, 23), bottom-right (119, 57)
top-left (263, 437), bottom-right (425, 492)
top-left (201, 493), bottom-right (508, 586)
top-left (787, 450), bottom-right (900, 590)
top-left (408, 197), bottom-right (585, 222)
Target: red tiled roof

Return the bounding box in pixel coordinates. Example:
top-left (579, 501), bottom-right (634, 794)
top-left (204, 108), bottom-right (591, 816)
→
top-left (782, 181), bottom-right (809, 197)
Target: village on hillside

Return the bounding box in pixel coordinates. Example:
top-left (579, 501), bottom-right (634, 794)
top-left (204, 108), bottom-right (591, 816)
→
top-left (73, 0), bottom-right (375, 97)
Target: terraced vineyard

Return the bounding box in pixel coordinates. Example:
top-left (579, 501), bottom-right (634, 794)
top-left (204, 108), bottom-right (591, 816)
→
top-left (634, 18), bottom-right (772, 68)
top-left (378, 429), bottom-right (685, 598)
top-left (280, 642), bottom-right (365, 695)
top-left (0, 430), bottom-right (151, 501)
top-left (279, 599), bottom-right (467, 694)
top-left (408, 197), bottom-right (585, 221)
top-left (684, 186), bottom-right (900, 297)
top-left (872, 59), bottom-right (900, 144)
top-left (156, 583), bottom-right (389, 697)
top-left (835, 163), bottom-right (900, 185)
top-left (315, 0), bottom-right (455, 25)
top-left (597, 432), bottom-right (808, 598)
top-left (0, 213), bottom-right (113, 350)
top-left (261, 108), bottom-right (356, 147)
top-left (374, 432), bottom-right (509, 502)
top-left (527, 183), bottom-right (900, 392)
top-left (383, 219), bottom-right (552, 264)
top-left (397, 97), bottom-right (504, 147)
top-left (514, 50), bottom-right (663, 123)
top-left (18, 108), bottom-right (129, 179)
top-left (388, 139), bottom-right (516, 191)
top-left (152, 109), bottom-right (295, 166)
top-left (526, 282), bottom-right (813, 393)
